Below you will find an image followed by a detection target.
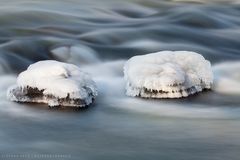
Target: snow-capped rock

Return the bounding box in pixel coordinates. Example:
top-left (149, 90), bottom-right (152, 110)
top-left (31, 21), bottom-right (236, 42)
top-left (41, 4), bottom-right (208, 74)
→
top-left (124, 51), bottom-right (213, 98)
top-left (7, 60), bottom-right (97, 107)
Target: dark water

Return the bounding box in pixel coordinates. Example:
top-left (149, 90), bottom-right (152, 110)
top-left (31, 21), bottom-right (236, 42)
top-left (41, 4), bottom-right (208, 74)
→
top-left (0, 0), bottom-right (240, 159)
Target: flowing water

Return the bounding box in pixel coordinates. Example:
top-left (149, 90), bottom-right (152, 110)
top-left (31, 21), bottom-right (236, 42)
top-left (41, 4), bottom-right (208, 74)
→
top-left (0, 0), bottom-right (240, 159)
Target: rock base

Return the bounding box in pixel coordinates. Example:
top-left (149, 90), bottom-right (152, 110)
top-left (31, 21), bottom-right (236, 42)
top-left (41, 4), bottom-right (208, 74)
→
top-left (8, 86), bottom-right (95, 107)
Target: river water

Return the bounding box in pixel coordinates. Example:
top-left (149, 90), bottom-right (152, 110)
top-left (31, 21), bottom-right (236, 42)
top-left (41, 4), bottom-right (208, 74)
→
top-left (0, 0), bottom-right (240, 160)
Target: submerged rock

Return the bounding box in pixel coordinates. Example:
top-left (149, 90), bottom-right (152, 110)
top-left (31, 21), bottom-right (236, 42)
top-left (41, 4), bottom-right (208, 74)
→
top-left (124, 51), bottom-right (213, 98)
top-left (50, 45), bottom-right (99, 65)
top-left (7, 60), bottom-right (97, 107)
top-left (213, 61), bottom-right (240, 95)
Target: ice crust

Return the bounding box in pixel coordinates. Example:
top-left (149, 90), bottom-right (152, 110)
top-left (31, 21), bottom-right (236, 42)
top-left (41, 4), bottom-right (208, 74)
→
top-left (7, 60), bottom-right (97, 107)
top-left (124, 51), bottom-right (213, 98)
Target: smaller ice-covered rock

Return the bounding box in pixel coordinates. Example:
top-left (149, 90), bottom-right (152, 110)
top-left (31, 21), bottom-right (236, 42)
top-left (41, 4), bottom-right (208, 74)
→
top-left (7, 60), bottom-right (97, 107)
top-left (124, 51), bottom-right (213, 98)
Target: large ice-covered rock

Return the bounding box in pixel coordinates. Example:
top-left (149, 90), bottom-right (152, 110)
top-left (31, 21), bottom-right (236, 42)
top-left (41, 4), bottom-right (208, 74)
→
top-left (124, 51), bottom-right (213, 98)
top-left (7, 60), bottom-right (97, 107)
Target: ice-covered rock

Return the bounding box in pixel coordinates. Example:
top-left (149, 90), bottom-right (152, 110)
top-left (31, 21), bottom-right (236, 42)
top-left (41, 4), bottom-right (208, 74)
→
top-left (7, 60), bottom-right (97, 107)
top-left (124, 51), bottom-right (213, 98)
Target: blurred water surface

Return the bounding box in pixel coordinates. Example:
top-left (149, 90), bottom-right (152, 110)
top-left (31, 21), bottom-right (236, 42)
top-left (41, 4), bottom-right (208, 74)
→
top-left (0, 0), bottom-right (240, 160)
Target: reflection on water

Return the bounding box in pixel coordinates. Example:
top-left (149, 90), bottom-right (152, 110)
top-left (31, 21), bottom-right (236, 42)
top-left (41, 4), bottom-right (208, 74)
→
top-left (0, 0), bottom-right (240, 159)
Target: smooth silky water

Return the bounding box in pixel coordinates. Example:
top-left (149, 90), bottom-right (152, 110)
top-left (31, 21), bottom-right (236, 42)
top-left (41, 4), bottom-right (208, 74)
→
top-left (0, 0), bottom-right (240, 159)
